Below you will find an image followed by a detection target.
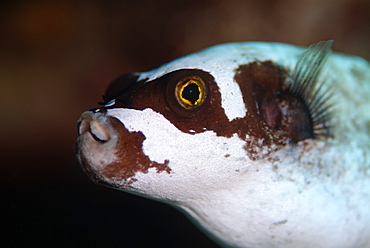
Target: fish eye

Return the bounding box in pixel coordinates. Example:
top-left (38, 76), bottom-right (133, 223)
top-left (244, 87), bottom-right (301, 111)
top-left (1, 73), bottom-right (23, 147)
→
top-left (175, 77), bottom-right (206, 109)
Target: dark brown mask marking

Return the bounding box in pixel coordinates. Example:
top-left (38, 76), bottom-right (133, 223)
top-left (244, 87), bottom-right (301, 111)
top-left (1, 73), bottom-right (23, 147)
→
top-left (104, 69), bottom-right (234, 136)
top-left (102, 67), bottom-right (293, 160)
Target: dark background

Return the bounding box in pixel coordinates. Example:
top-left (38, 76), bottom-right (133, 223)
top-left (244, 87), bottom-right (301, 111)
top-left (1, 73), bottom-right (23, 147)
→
top-left (1, 1), bottom-right (369, 247)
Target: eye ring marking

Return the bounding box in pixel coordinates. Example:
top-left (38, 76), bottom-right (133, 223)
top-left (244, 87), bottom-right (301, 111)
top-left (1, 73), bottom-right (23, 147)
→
top-left (175, 77), bottom-right (206, 109)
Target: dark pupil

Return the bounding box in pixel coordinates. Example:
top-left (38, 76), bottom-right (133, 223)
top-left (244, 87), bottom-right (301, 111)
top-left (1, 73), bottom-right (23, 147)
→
top-left (182, 83), bottom-right (200, 103)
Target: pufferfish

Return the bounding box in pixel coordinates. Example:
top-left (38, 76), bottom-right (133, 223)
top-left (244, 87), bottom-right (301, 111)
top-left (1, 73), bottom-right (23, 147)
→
top-left (75, 41), bottom-right (370, 248)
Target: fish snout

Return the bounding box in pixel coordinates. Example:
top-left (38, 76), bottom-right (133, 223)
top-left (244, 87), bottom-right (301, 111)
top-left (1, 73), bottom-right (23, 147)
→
top-left (76, 109), bottom-right (120, 177)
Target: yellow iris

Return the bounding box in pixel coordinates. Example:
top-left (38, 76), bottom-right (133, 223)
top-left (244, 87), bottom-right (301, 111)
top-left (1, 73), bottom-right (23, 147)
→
top-left (175, 77), bottom-right (206, 109)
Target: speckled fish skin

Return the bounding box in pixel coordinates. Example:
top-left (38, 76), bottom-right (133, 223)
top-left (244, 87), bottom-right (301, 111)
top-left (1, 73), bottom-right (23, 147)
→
top-left (76, 42), bottom-right (370, 248)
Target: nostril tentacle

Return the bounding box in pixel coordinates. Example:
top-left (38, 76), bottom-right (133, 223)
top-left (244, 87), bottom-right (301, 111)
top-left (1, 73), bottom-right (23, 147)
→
top-left (78, 118), bottom-right (90, 135)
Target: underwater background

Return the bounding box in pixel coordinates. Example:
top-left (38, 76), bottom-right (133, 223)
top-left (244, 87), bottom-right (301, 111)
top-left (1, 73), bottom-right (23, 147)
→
top-left (1, 1), bottom-right (369, 247)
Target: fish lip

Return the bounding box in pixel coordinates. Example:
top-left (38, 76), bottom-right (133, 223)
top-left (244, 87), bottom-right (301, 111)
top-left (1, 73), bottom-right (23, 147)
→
top-left (79, 117), bottom-right (110, 143)
top-left (77, 108), bottom-right (113, 142)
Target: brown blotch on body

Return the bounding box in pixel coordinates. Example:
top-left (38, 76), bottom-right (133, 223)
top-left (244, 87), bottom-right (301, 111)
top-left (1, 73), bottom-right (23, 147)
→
top-left (235, 61), bottom-right (314, 142)
top-left (232, 61), bottom-right (290, 159)
top-left (102, 117), bottom-right (171, 183)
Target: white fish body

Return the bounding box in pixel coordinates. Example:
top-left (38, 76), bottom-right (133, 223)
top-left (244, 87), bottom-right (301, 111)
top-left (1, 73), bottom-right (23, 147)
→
top-left (76, 41), bottom-right (370, 248)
